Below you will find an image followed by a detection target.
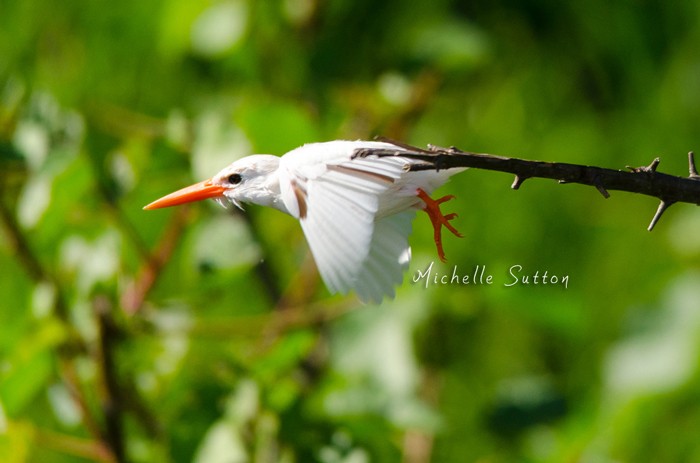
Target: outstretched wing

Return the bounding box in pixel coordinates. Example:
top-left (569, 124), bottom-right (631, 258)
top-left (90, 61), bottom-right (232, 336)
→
top-left (352, 210), bottom-right (414, 302)
top-left (279, 141), bottom-right (418, 302)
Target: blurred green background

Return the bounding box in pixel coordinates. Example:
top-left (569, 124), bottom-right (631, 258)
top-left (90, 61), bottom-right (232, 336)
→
top-left (2, 0), bottom-right (700, 462)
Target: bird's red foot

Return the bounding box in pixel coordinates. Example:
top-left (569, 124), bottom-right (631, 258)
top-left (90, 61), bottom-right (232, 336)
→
top-left (417, 188), bottom-right (463, 262)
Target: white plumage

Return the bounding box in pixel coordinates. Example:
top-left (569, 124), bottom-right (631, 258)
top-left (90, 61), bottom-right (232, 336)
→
top-left (145, 140), bottom-right (464, 303)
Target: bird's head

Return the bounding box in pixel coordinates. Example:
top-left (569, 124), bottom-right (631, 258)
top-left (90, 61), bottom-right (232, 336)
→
top-left (143, 155), bottom-right (281, 211)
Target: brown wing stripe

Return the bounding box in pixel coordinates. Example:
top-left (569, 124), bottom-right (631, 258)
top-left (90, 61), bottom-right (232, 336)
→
top-left (327, 164), bottom-right (395, 184)
top-left (291, 179), bottom-right (308, 219)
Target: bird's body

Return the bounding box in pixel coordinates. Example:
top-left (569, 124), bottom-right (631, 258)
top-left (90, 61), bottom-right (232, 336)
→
top-left (145, 140), bottom-right (465, 303)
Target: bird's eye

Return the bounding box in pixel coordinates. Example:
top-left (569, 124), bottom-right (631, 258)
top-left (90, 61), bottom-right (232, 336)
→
top-left (227, 173), bottom-right (242, 185)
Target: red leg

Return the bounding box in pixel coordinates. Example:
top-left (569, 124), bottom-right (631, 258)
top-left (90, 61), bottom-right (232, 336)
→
top-left (417, 188), bottom-right (463, 262)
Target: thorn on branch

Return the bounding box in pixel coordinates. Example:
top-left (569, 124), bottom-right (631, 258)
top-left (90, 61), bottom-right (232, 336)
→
top-left (648, 199), bottom-right (675, 231)
top-left (689, 151), bottom-right (700, 180)
top-left (559, 177), bottom-right (609, 198)
top-left (511, 175), bottom-right (528, 189)
top-left (427, 144), bottom-right (460, 154)
top-left (648, 157), bottom-right (661, 172)
top-left (595, 181), bottom-right (611, 199)
top-left (628, 157), bottom-right (661, 173)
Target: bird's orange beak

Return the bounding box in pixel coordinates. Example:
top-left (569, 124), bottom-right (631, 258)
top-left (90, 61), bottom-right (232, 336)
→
top-left (143, 179), bottom-right (226, 210)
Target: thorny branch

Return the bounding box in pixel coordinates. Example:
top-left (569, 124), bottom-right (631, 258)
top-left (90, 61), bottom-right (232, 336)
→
top-left (354, 142), bottom-right (700, 231)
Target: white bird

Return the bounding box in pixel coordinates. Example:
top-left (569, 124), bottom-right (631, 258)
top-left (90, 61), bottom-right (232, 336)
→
top-left (144, 140), bottom-right (465, 303)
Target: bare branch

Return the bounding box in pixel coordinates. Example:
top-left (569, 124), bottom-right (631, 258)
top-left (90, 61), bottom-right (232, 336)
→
top-left (355, 144), bottom-right (700, 230)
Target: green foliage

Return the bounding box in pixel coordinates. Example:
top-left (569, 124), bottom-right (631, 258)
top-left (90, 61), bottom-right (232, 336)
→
top-left (2, 1), bottom-right (700, 461)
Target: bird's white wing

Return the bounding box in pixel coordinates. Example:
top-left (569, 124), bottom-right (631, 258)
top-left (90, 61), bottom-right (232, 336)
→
top-left (279, 144), bottom-right (416, 302)
top-left (352, 210), bottom-right (414, 303)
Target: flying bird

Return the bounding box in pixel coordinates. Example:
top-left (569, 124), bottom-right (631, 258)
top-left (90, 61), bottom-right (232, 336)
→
top-left (144, 140), bottom-right (465, 303)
